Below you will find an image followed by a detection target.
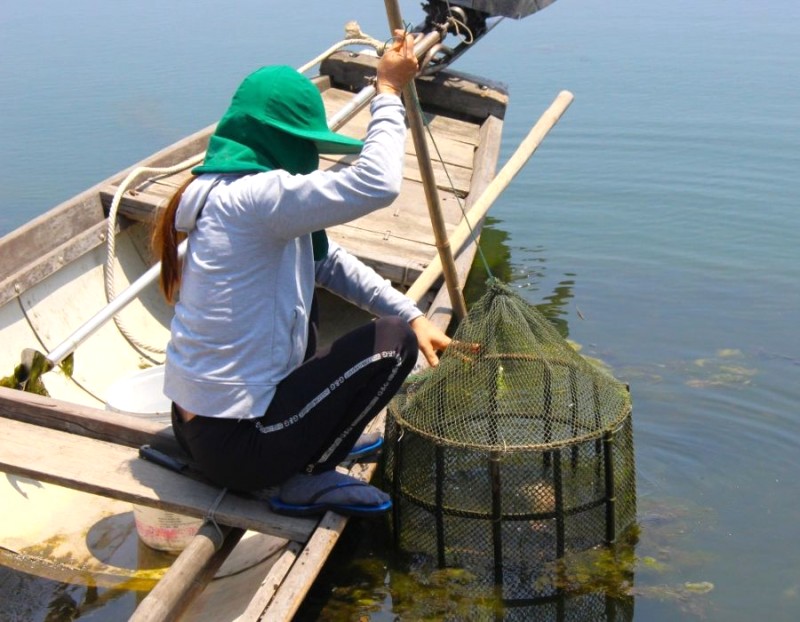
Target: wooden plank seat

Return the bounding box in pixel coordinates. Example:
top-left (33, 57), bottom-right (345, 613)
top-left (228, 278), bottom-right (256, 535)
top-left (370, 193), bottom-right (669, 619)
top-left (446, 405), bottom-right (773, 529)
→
top-left (0, 387), bottom-right (315, 543)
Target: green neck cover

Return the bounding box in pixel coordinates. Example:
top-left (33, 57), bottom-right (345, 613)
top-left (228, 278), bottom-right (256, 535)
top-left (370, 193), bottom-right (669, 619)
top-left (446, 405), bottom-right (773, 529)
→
top-left (192, 65), bottom-right (365, 261)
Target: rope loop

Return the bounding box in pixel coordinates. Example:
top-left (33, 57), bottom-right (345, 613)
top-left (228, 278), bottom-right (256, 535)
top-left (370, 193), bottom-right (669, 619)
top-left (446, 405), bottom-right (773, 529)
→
top-left (104, 153), bottom-right (204, 359)
top-left (204, 487), bottom-right (228, 547)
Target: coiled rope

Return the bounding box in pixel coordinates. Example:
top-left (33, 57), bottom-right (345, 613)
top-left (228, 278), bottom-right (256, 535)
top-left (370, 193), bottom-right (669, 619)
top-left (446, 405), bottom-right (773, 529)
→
top-left (104, 153), bottom-right (204, 360)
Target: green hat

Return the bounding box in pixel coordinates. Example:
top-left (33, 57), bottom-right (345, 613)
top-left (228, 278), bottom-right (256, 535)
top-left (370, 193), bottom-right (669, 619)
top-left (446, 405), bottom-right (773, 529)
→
top-left (193, 65), bottom-right (363, 176)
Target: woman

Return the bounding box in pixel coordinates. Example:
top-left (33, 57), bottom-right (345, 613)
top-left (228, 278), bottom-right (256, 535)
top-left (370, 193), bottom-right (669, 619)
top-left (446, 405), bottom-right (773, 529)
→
top-left (152, 32), bottom-right (450, 517)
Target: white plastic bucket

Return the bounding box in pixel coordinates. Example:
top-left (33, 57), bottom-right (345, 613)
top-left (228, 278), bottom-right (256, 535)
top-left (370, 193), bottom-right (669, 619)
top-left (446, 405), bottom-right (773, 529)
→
top-left (105, 364), bottom-right (172, 424)
top-left (105, 366), bottom-right (202, 552)
top-left (132, 504), bottom-right (202, 553)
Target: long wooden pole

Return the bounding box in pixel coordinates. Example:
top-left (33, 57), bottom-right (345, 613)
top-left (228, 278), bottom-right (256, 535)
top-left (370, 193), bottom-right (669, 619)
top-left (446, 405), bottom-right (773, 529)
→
top-left (129, 523), bottom-right (245, 622)
top-left (407, 89), bottom-right (574, 302)
top-left (383, 0), bottom-right (469, 320)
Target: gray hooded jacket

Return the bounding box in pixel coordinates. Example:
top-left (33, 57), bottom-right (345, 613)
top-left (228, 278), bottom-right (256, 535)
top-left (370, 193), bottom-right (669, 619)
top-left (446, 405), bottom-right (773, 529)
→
top-left (164, 94), bottom-right (422, 420)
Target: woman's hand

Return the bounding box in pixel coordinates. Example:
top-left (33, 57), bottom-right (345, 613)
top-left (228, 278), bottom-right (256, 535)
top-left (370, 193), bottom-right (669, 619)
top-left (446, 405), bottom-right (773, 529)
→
top-left (410, 315), bottom-right (451, 367)
top-left (377, 29), bottom-right (419, 96)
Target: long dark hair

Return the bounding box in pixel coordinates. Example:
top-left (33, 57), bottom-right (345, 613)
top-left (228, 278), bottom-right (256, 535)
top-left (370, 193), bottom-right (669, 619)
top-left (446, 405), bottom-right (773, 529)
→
top-left (151, 175), bottom-right (195, 304)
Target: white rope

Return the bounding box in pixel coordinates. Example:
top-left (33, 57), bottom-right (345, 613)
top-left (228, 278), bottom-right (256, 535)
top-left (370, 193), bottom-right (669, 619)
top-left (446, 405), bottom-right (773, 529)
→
top-left (297, 22), bottom-right (386, 74)
top-left (447, 14), bottom-right (474, 44)
top-left (104, 153), bottom-right (204, 359)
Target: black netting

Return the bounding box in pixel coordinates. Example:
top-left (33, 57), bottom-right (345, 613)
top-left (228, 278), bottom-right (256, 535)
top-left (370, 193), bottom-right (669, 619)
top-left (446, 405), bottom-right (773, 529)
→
top-left (385, 280), bottom-right (636, 604)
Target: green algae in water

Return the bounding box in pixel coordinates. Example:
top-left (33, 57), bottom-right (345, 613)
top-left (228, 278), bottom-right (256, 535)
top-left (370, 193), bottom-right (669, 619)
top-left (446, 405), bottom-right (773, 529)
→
top-left (618, 348), bottom-right (758, 390)
top-left (0, 350), bottom-right (74, 396)
top-left (532, 526), bottom-right (640, 599)
top-left (687, 349), bottom-right (756, 388)
top-left (301, 497), bottom-right (720, 620)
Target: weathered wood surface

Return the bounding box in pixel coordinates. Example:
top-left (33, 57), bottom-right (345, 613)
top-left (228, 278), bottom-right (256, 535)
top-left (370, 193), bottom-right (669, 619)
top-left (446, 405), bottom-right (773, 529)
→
top-left (236, 541), bottom-right (303, 622)
top-left (257, 417), bottom-right (387, 621)
top-left (0, 126), bottom-right (213, 308)
top-left (0, 416), bottom-right (315, 542)
top-left (320, 51), bottom-right (508, 121)
top-left (0, 385), bottom-right (175, 450)
top-left (428, 113), bottom-right (504, 328)
top-left (0, 194), bottom-right (105, 286)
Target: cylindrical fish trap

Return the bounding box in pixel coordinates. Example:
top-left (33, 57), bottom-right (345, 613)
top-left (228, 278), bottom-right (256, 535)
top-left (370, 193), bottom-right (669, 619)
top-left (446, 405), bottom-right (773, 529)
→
top-left (384, 281), bottom-right (636, 609)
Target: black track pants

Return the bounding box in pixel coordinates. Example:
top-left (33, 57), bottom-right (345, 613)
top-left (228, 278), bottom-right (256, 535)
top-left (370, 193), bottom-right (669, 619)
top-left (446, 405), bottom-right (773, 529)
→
top-left (172, 316), bottom-right (418, 491)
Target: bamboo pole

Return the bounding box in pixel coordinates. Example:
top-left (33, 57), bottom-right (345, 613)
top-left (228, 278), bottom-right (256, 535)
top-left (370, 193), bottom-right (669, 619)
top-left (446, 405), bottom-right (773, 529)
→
top-left (130, 523), bottom-right (245, 622)
top-left (384, 0), bottom-right (469, 320)
top-left (407, 89), bottom-right (574, 302)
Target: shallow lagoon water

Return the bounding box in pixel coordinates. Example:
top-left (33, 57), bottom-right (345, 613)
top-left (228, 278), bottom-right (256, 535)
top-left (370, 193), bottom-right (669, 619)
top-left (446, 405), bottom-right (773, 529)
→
top-left (2, 1), bottom-right (799, 620)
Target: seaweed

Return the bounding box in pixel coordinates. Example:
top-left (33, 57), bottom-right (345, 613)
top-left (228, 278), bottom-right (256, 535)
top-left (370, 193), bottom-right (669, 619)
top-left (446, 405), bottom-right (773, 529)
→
top-left (0, 350), bottom-right (73, 396)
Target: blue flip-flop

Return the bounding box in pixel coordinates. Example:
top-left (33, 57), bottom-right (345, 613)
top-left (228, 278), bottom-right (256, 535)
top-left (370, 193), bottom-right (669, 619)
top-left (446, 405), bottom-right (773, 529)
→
top-left (268, 482), bottom-right (392, 518)
top-left (345, 435), bottom-right (384, 462)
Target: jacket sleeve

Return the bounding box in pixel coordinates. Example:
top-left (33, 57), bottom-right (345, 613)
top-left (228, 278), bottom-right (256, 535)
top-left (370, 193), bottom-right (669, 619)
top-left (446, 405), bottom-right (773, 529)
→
top-left (247, 94), bottom-right (408, 240)
top-left (315, 240), bottom-right (423, 324)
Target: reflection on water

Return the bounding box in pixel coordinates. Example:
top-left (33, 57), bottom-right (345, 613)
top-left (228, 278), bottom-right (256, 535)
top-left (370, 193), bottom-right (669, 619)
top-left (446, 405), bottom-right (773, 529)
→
top-left (3, 0), bottom-right (800, 618)
top-left (465, 217), bottom-right (578, 338)
top-left (0, 509), bottom-right (171, 620)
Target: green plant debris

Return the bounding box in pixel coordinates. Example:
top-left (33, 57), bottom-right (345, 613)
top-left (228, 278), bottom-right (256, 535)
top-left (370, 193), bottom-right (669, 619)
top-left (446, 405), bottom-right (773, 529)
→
top-left (687, 348), bottom-right (756, 388)
top-left (641, 556), bottom-right (667, 571)
top-left (616, 347), bottom-right (760, 389)
top-left (60, 353), bottom-right (74, 379)
top-left (0, 350), bottom-right (50, 396)
top-left (629, 581), bottom-right (714, 617)
top-left (0, 351), bottom-right (74, 396)
top-left (684, 581), bottom-right (714, 593)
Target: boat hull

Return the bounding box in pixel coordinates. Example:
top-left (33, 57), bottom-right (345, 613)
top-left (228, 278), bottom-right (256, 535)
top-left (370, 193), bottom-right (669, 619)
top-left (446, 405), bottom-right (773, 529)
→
top-left (0, 51), bottom-right (508, 620)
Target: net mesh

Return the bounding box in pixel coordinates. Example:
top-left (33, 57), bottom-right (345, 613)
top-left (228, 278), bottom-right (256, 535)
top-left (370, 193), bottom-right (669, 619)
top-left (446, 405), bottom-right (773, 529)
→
top-left (384, 280), bottom-right (636, 603)
top-left (392, 280), bottom-right (631, 449)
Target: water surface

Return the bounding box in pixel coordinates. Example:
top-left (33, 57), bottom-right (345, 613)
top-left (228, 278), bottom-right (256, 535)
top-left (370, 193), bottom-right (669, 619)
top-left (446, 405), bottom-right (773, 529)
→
top-left (2, 1), bottom-right (799, 620)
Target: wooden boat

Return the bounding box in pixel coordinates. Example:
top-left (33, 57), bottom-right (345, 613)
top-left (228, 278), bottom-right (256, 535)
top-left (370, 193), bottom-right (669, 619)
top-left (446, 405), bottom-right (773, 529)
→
top-left (0, 3), bottom-right (571, 619)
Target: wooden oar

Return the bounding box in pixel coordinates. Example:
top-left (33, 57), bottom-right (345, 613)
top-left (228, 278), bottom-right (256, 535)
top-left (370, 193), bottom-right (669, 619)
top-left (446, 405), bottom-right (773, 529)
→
top-left (384, 0), bottom-right (469, 320)
top-left (407, 89), bottom-right (574, 303)
top-left (128, 522), bottom-right (245, 622)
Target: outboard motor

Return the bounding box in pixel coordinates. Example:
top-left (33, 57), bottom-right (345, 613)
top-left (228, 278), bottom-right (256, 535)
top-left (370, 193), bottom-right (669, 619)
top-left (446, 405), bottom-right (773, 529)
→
top-left (417, 0), bottom-right (558, 72)
top-left (443, 0), bottom-right (558, 19)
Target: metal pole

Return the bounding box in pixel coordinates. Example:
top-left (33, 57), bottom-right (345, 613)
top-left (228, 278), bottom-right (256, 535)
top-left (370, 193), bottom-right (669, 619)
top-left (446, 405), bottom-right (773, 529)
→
top-left (43, 240), bottom-right (188, 369)
top-left (384, 0), bottom-right (469, 320)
